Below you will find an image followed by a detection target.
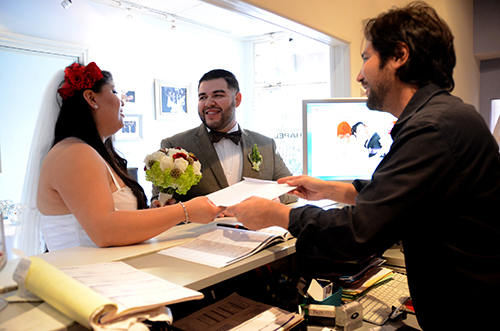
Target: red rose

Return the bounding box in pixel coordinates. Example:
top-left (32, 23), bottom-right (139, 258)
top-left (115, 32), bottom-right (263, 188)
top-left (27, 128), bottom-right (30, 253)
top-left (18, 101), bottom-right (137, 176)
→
top-left (64, 62), bottom-right (80, 75)
top-left (172, 152), bottom-right (188, 160)
top-left (85, 62), bottom-right (103, 84)
top-left (57, 82), bottom-right (75, 99)
top-left (58, 62), bottom-right (104, 99)
top-left (66, 65), bottom-right (86, 90)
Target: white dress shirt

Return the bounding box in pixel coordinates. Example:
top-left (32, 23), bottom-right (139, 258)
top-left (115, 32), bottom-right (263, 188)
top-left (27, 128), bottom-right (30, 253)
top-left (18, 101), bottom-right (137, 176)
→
top-left (211, 123), bottom-right (243, 186)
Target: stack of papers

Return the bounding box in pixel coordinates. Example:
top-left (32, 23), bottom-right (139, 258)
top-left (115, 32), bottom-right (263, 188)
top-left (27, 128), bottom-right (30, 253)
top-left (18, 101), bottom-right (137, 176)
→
top-left (341, 267), bottom-right (394, 301)
top-left (337, 257), bottom-right (386, 283)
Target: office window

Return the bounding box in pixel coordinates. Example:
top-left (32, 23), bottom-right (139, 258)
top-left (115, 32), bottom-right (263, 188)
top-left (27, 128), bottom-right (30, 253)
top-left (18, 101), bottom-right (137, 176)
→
top-left (250, 36), bottom-right (332, 175)
top-left (253, 36), bottom-right (330, 85)
top-left (0, 44), bottom-right (80, 203)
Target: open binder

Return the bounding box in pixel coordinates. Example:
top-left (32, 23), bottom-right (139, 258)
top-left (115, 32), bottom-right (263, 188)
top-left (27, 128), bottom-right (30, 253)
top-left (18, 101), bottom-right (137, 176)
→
top-left (158, 224), bottom-right (293, 268)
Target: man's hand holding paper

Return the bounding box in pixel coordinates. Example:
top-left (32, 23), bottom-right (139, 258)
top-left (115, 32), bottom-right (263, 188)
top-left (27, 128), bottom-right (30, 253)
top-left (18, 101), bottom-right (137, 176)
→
top-left (226, 196), bottom-right (291, 230)
top-left (206, 177), bottom-right (296, 230)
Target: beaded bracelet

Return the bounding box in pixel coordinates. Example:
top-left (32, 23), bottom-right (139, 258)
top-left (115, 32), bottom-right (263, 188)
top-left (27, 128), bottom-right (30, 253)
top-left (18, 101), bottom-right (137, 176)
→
top-left (179, 202), bottom-right (189, 223)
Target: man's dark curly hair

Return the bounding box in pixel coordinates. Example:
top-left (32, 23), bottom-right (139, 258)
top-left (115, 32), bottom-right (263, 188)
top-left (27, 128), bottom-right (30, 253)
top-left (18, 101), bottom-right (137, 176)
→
top-left (363, 1), bottom-right (455, 91)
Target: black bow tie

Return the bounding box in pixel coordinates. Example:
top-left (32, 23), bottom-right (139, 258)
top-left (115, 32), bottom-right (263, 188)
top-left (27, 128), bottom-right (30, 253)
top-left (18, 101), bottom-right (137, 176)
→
top-left (209, 130), bottom-right (242, 145)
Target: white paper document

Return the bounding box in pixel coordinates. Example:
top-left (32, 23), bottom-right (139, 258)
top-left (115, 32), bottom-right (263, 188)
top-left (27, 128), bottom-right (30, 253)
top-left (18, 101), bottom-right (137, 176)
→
top-left (59, 261), bottom-right (203, 312)
top-left (206, 177), bottom-right (296, 207)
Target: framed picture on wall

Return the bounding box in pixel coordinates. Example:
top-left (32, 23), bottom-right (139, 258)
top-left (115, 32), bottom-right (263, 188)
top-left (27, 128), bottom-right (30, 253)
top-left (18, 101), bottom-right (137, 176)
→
top-left (154, 79), bottom-right (190, 120)
top-left (115, 114), bottom-right (143, 140)
top-left (120, 87), bottom-right (137, 111)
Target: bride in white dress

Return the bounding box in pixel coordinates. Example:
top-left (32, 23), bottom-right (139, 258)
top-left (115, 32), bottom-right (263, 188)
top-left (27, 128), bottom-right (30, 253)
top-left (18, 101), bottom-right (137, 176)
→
top-left (16, 62), bottom-right (224, 254)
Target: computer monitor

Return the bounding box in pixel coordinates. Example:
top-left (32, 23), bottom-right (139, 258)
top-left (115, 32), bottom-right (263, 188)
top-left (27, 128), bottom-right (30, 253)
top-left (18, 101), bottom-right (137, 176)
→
top-left (302, 98), bottom-right (397, 182)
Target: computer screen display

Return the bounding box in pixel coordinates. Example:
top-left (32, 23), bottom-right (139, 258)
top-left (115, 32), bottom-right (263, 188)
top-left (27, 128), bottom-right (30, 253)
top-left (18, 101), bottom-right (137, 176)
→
top-left (302, 98), bottom-right (397, 181)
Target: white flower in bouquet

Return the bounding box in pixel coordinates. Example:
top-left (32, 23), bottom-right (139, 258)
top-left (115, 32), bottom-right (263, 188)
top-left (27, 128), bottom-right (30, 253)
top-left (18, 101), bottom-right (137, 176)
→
top-left (144, 147), bottom-right (202, 200)
top-left (159, 155), bottom-right (174, 172)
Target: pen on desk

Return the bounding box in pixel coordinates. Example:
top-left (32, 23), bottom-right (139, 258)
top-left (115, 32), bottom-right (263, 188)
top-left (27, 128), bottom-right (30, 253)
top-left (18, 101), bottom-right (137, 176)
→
top-left (216, 223), bottom-right (250, 230)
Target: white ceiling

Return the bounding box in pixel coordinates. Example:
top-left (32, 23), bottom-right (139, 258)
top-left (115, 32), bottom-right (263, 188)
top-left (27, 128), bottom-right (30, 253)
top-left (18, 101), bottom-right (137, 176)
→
top-left (88, 0), bottom-right (288, 40)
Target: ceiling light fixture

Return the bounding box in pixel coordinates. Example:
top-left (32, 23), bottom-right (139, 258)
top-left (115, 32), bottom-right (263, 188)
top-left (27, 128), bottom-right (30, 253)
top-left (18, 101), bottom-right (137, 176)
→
top-left (61, 0), bottom-right (73, 9)
top-left (104, 0), bottom-right (230, 35)
top-left (125, 8), bottom-right (133, 19)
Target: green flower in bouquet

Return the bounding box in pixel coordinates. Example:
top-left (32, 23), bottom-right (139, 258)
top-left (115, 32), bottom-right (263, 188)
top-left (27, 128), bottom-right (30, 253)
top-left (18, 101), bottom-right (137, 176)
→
top-left (144, 147), bottom-right (202, 195)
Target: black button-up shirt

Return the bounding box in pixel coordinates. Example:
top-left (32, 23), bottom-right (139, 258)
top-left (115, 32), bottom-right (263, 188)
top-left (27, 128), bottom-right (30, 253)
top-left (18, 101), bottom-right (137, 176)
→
top-left (289, 84), bottom-right (500, 329)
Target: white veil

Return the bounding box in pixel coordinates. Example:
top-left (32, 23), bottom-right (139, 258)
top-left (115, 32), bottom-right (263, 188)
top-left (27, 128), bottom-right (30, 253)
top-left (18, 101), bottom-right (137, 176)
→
top-left (14, 70), bottom-right (64, 256)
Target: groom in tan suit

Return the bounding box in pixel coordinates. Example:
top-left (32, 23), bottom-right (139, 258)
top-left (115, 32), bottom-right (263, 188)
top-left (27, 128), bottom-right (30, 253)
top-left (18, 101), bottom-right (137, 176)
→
top-left (152, 69), bottom-right (296, 204)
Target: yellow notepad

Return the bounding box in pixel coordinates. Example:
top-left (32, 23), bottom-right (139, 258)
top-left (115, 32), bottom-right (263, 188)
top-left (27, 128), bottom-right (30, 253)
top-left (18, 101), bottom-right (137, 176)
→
top-left (22, 257), bottom-right (203, 328)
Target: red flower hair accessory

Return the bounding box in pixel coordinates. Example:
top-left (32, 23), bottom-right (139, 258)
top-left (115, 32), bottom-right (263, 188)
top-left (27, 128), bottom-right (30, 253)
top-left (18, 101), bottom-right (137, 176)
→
top-left (57, 62), bottom-right (103, 99)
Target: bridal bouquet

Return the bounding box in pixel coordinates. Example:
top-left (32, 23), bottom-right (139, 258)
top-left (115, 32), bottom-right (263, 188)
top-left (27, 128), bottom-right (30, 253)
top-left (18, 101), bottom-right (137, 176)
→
top-left (144, 147), bottom-right (202, 205)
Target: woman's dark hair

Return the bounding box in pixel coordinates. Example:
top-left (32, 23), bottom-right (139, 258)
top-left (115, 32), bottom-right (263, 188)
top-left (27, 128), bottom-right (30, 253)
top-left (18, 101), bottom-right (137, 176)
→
top-left (363, 1), bottom-right (455, 91)
top-left (53, 70), bottom-right (148, 209)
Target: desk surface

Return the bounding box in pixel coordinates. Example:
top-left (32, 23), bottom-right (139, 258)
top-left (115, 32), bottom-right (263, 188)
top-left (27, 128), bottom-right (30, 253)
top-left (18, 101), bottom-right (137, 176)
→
top-left (0, 221), bottom-right (296, 330)
top-left (39, 221), bottom-right (296, 291)
top-left (0, 220), bottom-right (420, 331)
top-left (125, 239), bottom-right (295, 291)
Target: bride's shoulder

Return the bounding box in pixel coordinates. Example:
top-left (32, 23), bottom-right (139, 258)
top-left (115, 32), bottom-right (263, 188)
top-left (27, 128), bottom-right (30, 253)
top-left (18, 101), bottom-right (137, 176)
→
top-left (46, 138), bottom-right (100, 164)
top-left (40, 138), bottom-right (109, 192)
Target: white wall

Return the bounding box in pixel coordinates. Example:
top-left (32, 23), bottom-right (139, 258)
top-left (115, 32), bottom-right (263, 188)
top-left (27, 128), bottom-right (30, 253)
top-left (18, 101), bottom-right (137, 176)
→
top-left (0, 0), bottom-right (248, 201)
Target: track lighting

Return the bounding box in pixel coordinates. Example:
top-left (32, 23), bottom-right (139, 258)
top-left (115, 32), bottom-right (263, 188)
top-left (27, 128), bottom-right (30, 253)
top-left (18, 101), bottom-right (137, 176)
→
top-left (61, 0), bottom-right (72, 9)
top-left (125, 8), bottom-right (133, 20)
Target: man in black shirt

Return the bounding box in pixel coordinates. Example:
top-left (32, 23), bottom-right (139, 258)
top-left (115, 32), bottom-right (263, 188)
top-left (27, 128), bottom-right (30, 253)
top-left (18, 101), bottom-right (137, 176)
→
top-left (227, 2), bottom-right (500, 329)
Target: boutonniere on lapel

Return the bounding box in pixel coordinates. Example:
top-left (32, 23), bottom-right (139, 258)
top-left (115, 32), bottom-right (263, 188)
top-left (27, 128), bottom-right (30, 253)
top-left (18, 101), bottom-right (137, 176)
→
top-left (248, 144), bottom-right (263, 171)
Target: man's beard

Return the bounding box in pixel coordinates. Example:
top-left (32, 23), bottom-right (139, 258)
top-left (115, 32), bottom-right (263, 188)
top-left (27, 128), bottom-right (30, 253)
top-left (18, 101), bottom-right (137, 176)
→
top-left (201, 100), bottom-right (236, 131)
top-left (366, 80), bottom-right (389, 111)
